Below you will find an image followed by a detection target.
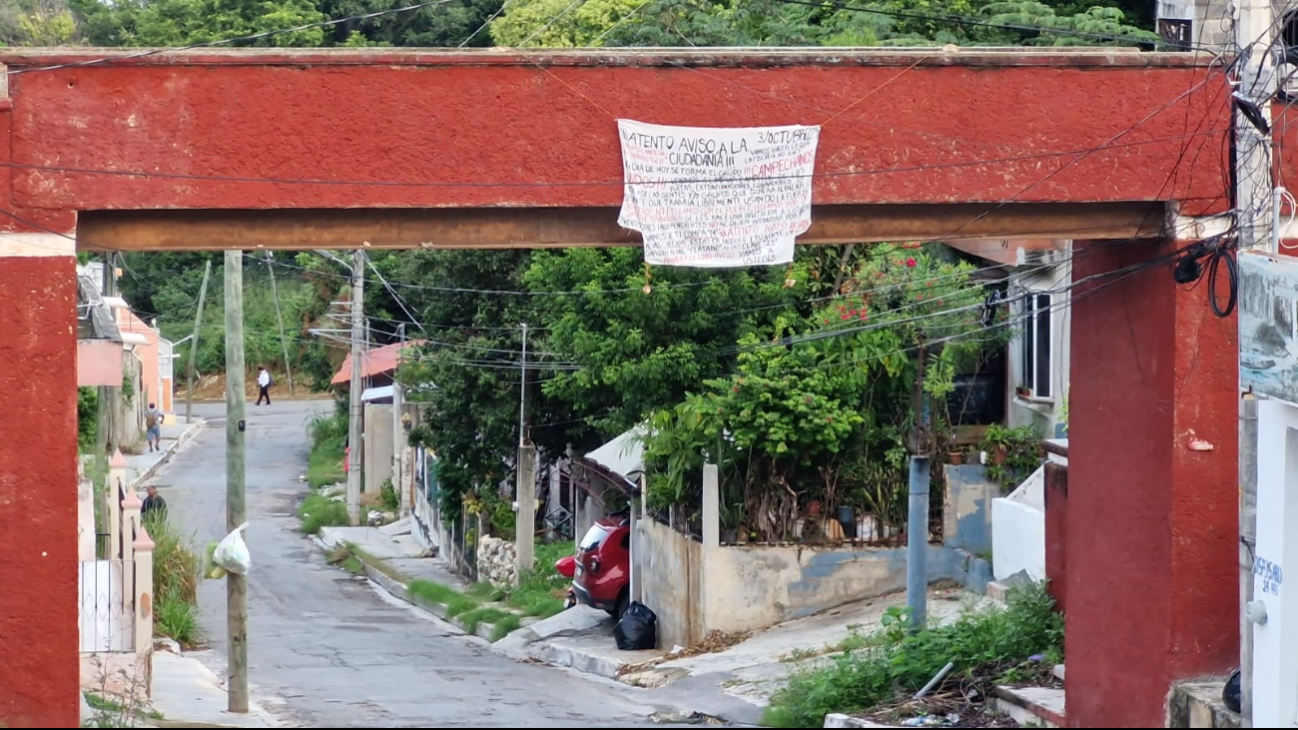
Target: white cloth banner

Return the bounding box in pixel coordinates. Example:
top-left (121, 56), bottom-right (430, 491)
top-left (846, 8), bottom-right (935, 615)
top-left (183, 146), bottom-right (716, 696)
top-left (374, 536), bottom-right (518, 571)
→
top-left (616, 119), bottom-right (821, 268)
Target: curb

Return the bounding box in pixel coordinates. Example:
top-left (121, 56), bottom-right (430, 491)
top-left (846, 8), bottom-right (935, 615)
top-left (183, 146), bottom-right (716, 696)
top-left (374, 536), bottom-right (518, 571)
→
top-left (309, 533), bottom-right (513, 642)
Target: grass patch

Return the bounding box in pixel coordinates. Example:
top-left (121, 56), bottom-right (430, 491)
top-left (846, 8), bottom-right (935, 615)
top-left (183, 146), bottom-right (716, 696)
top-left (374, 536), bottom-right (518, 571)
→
top-left (458, 606), bottom-right (513, 635)
top-left (489, 614), bottom-right (523, 642)
top-left (379, 478), bottom-right (400, 511)
top-left (764, 583), bottom-right (1064, 728)
top-left (299, 492), bottom-right (349, 535)
top-left (306, 411), bottom-right (348, 489)
top-left (84, 692), bottom-right (163, 722)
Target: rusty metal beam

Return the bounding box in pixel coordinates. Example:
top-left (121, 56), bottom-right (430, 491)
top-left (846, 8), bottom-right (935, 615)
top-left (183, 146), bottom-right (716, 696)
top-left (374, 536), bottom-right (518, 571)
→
top-left (75, 202), bottom-right (1166, 252)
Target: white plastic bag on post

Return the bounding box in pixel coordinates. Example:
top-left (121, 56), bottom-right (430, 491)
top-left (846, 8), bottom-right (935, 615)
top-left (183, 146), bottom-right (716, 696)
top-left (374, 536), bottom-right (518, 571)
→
top-left (213, 522), bottom-right (251, 575)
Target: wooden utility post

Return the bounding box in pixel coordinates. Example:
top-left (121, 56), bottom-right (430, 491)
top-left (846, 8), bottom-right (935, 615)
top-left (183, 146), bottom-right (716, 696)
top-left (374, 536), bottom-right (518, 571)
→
top-left (223, 250), bottom-right (249, 713)
top-left (185, 260), bottom-right (212, 424)
top-left (264, 252), bottom-right (295, 396)
top-left (346, 250), bottom-right (365, 526)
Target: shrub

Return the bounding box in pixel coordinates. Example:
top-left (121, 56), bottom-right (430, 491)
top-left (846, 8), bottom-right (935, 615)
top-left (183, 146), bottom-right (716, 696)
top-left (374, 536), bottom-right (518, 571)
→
top-left (143, 512), bottom-right (200, 608)
top-left (154, 594), bottom-right (200, 646)
top-left (764, 583), bottom-right (1064, 728)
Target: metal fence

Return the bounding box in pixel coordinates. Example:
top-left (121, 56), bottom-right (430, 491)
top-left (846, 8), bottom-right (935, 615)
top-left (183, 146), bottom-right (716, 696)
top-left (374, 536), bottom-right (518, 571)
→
top-left (78, 559), bottom-right (134, 653)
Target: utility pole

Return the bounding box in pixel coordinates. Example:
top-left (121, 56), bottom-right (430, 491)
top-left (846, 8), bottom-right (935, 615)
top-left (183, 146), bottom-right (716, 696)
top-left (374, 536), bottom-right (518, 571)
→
top-left (185, 260), bottom-right (212, 424)
top-left (264, 252), bottom-right (295, 397)
top-left (223, 250), bottom-right (249, 713)
top-left (347, 250), bottom-right (365, 526)
top-left (1235, 0), bottom-right (1276, 254)
top-left (393, 323), bottom-right (407, 517)
top-left (516, 323), bottom-right (535, 574)
top-left (906, 341), bottom-right (930, 630)
top-left (1235, 3), bottom-right (1275, 725)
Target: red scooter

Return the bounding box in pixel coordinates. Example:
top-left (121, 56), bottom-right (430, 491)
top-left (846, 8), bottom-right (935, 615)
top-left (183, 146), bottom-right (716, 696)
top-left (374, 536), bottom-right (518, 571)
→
top-left (556, 554), bottom-right (578, 609)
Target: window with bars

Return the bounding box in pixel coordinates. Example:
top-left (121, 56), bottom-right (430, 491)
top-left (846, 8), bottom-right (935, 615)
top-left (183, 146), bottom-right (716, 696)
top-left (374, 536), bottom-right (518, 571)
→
top-left (1020, 292), bottom-right (1053, 400)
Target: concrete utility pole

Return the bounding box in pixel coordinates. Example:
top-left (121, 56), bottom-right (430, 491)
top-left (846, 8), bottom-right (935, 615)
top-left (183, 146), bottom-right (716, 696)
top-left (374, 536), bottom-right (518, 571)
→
top-left (185, 260), bottom-right (212, 424)
top-left (1235, 3), bottom-right (1276, 725)
top-left (393, 323), bottom-right (408, 517)
top-left (347, 250), bottom-right (365, 526)
top-left (223, 250), bottom-right (249, 713)
top-left (1235, 0), bottom-right (1276, 253)
top-left (264, 252), bottom-right (295, 396)
top-left (906, 341), bottom-right (930, 630)
top-left (516, 323), bottom-right (535, 574)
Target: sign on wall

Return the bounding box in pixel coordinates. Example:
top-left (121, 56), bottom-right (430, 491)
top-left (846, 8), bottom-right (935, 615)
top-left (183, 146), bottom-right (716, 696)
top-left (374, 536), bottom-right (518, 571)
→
top-left (616, 119), bottom-right (821, 268)
top-left (1241, 251), bottom-right (1298, 406)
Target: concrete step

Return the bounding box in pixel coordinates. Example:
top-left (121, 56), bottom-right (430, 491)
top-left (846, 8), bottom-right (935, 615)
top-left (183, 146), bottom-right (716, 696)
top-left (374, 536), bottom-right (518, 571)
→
top-left (993, 686), bottom-right (1065, 728)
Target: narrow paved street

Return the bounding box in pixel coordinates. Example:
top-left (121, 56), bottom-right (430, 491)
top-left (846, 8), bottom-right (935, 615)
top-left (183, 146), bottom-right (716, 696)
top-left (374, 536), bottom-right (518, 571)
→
top-left (148, 400), bottom-right (683, 728)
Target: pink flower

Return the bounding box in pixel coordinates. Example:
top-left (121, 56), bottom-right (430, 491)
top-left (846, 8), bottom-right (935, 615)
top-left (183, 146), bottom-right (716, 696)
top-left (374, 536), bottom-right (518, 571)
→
top-left (906, 258), bottom-right (917, 268)
top-left (841, 313), bottom-right (851, 320)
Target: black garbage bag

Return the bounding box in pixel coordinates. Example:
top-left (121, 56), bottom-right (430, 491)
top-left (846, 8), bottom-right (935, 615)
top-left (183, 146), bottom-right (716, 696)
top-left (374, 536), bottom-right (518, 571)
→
top-left (1223, 668), bottom-right (1241, 714)
top-left (614, 601), bottom-right (657, 651)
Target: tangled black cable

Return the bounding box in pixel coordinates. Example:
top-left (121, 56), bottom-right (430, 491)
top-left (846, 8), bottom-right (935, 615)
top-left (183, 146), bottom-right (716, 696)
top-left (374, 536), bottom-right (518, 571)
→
top-left (1173, 233), bottom-right (1239, 317)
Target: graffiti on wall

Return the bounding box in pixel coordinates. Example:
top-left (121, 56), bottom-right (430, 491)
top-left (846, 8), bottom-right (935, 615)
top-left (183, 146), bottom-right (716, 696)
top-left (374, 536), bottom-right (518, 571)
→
top-left (1241, 252), bottom-right (1298, 405)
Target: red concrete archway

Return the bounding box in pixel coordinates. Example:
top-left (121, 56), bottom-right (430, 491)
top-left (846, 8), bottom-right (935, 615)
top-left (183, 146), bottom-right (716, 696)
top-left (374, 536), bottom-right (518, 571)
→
top-left (0, 47), bottom-right (1245, 727)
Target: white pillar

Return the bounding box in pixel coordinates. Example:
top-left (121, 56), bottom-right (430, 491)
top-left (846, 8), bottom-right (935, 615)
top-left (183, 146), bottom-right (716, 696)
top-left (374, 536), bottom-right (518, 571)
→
top-left (1251, 399), bottom-right (1298, 728)
top-left (133, 527), bottom-right (155, 657)
top-left (121, 488), bottom-right (142, 607)
top-left (108, 449), bottom-right (128, 559)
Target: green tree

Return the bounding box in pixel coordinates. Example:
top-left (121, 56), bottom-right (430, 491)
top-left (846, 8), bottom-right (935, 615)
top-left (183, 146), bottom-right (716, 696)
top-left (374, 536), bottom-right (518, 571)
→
top-left (69, 0), bottom-right (328, 47)
top-left (3, 0), bottom-right (82, 45)
top-left (321, 0), bottom-right (504, 47)
top-left (523, 247), bottom-right (808, 434)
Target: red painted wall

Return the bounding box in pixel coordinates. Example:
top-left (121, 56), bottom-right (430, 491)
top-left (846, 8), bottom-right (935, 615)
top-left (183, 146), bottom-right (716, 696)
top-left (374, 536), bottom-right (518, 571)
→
top-left (0, 51), bottom-right (1232, 230)
top-left (1068, 240), bottom-right (1238, 728)
top-left (1044, 461), bottom-right (1068, 616)
top-left (0, 257), bottom-right (78, 727)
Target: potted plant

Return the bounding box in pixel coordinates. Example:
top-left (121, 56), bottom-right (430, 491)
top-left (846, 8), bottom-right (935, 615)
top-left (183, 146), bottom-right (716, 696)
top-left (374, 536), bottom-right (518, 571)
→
top-left (982, 424), bottom-right (1012, 466)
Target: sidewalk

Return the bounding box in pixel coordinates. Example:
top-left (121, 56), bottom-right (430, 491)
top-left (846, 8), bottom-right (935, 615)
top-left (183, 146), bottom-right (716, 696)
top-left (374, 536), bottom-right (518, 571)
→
top-left (126, 415), bottom-right (204, 489)
top-left (148, 648), bottom-right (278, 728)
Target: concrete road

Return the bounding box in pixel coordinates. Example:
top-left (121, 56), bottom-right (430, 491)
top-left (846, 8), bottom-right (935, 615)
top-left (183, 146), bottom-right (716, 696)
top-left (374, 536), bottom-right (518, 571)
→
top-left (149, 400), bottom-right (695, 728)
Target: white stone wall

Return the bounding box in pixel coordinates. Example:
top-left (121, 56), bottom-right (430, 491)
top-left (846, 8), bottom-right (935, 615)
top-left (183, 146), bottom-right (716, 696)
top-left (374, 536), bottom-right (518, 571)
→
top-left (477, 536), bottom-right (518, 587)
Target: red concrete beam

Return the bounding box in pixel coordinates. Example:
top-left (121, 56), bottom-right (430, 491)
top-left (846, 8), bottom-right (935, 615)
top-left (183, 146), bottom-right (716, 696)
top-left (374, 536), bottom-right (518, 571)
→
top-left (1068, 239), bottom-right (1238, 728)
top-left (0, 49), bottom-right (1230, 230)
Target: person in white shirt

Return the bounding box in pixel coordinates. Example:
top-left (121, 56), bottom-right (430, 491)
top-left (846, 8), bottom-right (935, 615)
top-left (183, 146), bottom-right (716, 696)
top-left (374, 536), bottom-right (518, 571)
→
top-left (256, 366), bottom-right (272, 406)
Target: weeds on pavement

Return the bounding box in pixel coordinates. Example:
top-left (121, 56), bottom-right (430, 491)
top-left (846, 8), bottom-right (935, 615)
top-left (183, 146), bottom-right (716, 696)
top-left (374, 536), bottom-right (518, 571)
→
top-left (299, 493), bottom-right (349, 535)
top-left (327, 543), bottom-right (366, 575)
top-left (82, 658), bottom-right (159, 728)
top-left (763, 583), bottom-right (1064, 728)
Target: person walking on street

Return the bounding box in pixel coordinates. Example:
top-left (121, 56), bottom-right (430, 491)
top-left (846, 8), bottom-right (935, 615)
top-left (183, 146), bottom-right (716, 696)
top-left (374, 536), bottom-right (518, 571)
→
top-left (142, 485), bottom-right (167, 521)
top-left (145, 402), bottom-right (164, 452)
top-left (257, 366), bottom-right (272, 406)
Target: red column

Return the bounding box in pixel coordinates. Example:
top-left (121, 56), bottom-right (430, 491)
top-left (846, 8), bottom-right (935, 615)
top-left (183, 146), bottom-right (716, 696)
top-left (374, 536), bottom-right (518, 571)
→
top-left (0, 248), bottom-right (79, 727)
top-left (1067, 239), bottom-right (1238, 727)
top-left (1044, 461), bottom-right (1068, 616)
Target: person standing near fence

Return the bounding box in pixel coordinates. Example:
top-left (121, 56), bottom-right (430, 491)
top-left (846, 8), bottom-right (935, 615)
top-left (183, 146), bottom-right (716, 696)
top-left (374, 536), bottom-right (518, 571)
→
top-left (256, 366), bottom-right (272, 406)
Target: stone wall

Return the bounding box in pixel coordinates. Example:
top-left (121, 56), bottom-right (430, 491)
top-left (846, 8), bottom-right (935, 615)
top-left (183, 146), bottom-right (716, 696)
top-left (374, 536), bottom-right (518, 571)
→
top-left (477, 536), bottom-right (518, 587)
